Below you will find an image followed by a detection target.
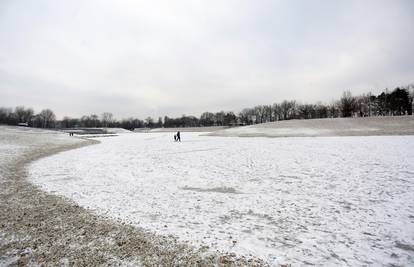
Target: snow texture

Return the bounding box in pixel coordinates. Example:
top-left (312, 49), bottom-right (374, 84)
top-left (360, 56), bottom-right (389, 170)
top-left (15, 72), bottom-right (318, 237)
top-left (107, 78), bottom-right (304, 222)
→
top-left (0, 126), bottom-right (80, 167)
top-left (207, 116), bottom-right (414, 138)
top-left (29, 132), bottom-right (414, 266)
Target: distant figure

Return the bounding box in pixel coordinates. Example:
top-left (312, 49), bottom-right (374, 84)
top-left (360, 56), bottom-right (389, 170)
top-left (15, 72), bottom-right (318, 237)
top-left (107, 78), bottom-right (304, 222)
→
top-left (176, 131), bottom-right (181, 142)
top-left (174, 134), bottom-right (177, 141)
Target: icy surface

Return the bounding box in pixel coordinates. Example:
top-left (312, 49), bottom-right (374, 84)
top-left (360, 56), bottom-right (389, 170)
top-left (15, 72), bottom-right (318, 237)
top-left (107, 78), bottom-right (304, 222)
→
top-left (29, 133), bottom-right (414, 266)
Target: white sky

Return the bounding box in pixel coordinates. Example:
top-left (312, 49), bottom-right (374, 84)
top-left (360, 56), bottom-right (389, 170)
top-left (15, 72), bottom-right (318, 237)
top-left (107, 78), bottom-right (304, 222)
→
top-left (1, 0), bottom-right (413, 119)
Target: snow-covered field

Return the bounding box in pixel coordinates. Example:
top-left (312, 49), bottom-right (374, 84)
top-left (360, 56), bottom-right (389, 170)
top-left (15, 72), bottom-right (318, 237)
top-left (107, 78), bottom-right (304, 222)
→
top-left (208, 116), bottom-right (414, 138)
top-left (0, 126), bottom-right (81, 167)
top-left (29, 133), bottom-right (414, 266)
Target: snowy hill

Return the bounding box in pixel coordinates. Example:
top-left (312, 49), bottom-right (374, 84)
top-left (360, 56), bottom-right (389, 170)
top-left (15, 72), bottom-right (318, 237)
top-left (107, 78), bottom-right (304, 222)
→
top-left (207, 116), bottom-right (414, 137)
top-left (148, 126), bottom-right (228, 133)
top-left (106, 128), bottom-right (133, 134)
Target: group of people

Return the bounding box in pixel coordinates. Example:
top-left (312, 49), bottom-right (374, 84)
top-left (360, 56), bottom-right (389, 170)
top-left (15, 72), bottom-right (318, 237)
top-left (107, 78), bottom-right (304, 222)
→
top-left (174, 131), bottom-right (181, 142)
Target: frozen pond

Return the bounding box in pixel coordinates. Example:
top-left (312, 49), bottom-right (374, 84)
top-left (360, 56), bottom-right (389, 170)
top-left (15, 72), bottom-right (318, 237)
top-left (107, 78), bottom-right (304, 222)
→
top-left (29, 133), bottom-right (414, 266)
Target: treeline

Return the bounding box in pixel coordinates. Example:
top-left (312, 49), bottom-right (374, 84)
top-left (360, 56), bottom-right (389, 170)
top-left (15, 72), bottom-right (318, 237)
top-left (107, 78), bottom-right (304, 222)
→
top-left (0, 86), bottom-right (413, 130)
top-left (0, 107), bottom-right (57, 128)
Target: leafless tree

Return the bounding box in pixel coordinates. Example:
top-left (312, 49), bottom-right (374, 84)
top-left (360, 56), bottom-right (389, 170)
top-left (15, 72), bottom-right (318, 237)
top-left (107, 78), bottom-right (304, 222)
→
top-left (355, 94), bottom-right (371, 117)
top-left (280, 100), bottom-right (296, 120)
top-left (253, 105), bottom-right (266, 123)
top-left (90, 114), bottom-right (99, 127)
top-left (0, 107), bottom-right (14, 124)
top-left (200, 112), bottom-right (215, 126)
top-left (298, 104), bottom-right (313, 119)
top-left (215, 111), bottom-right (225, 126)
top-left (272, 103), bottom-right (282, 121)
top-left (14, 106), bottom-right (34, 123)
top-left (38, 109), bottom-right (56, 128)
top-left (145, 117), bottom-right (154, 127)
top-left (101, 112), bottom-right (113, 127)
top-left (339, 91), bottom-right (357, 117)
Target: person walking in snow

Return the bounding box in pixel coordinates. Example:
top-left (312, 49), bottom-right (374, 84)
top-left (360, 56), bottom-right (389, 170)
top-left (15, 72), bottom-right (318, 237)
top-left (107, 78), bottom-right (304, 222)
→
top-left (176, 131), bottom-right (181, 142)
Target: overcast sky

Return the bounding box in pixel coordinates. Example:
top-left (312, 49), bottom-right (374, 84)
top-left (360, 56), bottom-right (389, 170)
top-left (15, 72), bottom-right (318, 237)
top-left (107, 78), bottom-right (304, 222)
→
top-left (1, 0), bottom-right (413, 119)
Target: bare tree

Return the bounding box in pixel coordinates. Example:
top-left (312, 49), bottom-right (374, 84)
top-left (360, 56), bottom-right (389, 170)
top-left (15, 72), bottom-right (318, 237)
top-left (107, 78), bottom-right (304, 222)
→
top-left (355, 94), bottom-right (371, 117)
top-left (238, 108), bottom-right (254, 125)
top-left (272, 103), bottom-right (282, 121)
top-left (90, 114), bottom-right (100, 127)
top-left (101, 112), bottom-right (113, 127)
top-left (263, 105), bottom-right (273, 122)
top-left (253, 105), bottom-right (266, 123)
top-left (80, 115), bottom-right (92, 127)
top-left (0, 107), bottom-right (14, 124)
top-left (298, 104), bottom-right (313, 119)
top-left (157, 117), bottom-right (163, 128)
top-left (145, 117), bottom-right (154, 128)
top-left (280, 100), bottom-right (296, 120)
top-left (200, 112), bottom-right (215, 126)
top-left (215, 111), bottom-right (225, 126)
top-left (408, 84), bottom-right (414, 115)
top-left (38, 109), bottom-right (56, 128)
top-left (223, 112), bottom-right (237, 126)
top-left (328, 102), bottom-right (340, 118)
top-left (14, 106), bottom-right (34, 123)
top-left (340, 91), bottom-right (357, 117)
top-left (315, 103), bottom-right (328, 118)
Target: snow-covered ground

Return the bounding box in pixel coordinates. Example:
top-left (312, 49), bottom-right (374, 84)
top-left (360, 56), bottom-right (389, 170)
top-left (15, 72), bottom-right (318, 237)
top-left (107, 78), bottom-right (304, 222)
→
top-left (149, 126), bottom-right (229, 133)
top-left (208, 116), bottom-right (414, 138)
top-left (0, 126), bottom-right (81, 167)
top-left (29, 133), bottom-right (414, 266)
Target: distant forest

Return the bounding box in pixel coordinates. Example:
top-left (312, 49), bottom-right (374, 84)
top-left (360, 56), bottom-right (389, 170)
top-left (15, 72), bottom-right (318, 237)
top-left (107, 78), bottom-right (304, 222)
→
top-left (1, 86), bottom-right (413, 130)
